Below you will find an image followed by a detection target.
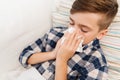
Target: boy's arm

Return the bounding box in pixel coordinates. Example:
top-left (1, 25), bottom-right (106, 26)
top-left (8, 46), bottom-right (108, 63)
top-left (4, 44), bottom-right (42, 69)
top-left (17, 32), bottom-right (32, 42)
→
top-left (55, 58), bottom-right (67, 80)
top-left (19, 33), bottom-right (50, 68)
top-left (27, 51), bottom-right (55, 65)
top-left (19, 27), bottom-right (58, 68)
top-left (55, 37), bottom-right (108, 80)
top-left (54, 29), bottom-right (82, 80)
top-left (19, 27), bottom-right (65, 68)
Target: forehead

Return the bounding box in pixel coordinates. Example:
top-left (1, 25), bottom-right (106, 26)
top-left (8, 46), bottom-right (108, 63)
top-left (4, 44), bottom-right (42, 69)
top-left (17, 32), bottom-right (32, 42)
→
top-left (70, 12), bottom-right (103, 30)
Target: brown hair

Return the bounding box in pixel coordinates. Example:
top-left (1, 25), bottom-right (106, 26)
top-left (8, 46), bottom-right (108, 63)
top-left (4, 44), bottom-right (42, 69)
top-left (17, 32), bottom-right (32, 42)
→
top-left (70, 0), bottom-right (118, 30)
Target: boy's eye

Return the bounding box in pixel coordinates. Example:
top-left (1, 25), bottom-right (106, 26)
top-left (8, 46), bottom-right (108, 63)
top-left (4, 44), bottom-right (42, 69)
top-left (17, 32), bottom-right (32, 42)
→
top-left (81, 28), bottom-right (88, 33)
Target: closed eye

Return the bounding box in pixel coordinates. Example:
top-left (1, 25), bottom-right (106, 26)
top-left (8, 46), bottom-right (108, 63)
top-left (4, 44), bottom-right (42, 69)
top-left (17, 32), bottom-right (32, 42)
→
top-left (81, 28), bottom-right (88, 33)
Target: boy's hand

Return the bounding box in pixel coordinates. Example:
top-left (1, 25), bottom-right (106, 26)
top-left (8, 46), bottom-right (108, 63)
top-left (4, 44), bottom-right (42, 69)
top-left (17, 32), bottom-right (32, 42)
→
top-left (54, 28), bottom-right (83, 62)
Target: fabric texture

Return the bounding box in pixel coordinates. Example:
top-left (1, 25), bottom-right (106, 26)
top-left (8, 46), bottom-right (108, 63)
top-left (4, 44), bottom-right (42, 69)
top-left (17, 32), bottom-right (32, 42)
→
top-left (19, 27), bottom-right (108, 80)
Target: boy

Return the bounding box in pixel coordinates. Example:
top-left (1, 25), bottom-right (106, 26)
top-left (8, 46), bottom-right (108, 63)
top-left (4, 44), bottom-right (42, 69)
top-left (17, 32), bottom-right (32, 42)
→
top-left (19, 0), bottom-right (118, 80)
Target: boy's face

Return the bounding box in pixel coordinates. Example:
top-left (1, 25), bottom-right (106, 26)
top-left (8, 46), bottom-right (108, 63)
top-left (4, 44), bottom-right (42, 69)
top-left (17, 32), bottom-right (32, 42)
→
top-left (69, 12), bottom-right (108, 45)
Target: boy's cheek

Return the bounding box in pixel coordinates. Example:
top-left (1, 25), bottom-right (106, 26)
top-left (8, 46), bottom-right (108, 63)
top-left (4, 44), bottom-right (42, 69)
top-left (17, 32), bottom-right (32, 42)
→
top-left (82, 37), bottom-right (90, 45)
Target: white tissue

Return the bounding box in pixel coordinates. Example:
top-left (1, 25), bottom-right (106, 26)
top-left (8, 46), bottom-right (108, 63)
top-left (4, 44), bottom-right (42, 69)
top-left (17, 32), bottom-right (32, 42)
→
top-left (61, 27), bottom-right (84, 52)
top-left (67, 27), bottom-right (75, 33)
top-left (61, 27), bottom-right (75, 45)
top-left (76, 39), bottom-right (84, 52)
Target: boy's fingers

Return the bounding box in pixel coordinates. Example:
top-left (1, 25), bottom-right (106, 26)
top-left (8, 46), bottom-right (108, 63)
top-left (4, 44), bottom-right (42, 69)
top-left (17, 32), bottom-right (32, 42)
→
top-left (74, 36), bottom-right (84, 51)
top-left (70, 29), bottom-right (80, 47)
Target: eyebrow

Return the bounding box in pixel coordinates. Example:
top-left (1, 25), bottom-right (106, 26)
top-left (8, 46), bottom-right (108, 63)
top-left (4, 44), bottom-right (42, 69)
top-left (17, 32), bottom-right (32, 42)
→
top-left (69, 16), bottom-right (92, 30)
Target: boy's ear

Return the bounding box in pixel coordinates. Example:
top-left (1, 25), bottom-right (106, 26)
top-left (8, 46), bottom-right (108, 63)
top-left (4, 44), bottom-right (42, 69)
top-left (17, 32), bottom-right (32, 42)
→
top-left (96, 29), bottom-right (108, 40)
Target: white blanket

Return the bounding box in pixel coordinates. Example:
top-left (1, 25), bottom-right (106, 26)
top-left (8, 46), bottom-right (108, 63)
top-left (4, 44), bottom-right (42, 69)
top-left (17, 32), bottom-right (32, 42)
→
top-left (1, 67), bottom-right (46, 80)
top-left (16, 67), bottom-right (46, 80)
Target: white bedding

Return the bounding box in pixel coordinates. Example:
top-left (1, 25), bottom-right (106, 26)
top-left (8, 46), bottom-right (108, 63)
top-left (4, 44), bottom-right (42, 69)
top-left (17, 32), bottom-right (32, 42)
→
top-left (16, 67), bottom-right (46, 80)
top-left (1, 67), bottom-right (46, 80)
top-left (0, 0), bottom-right (54, 80)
